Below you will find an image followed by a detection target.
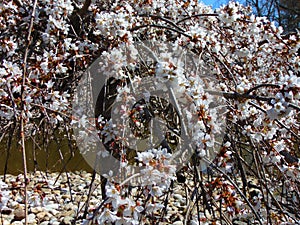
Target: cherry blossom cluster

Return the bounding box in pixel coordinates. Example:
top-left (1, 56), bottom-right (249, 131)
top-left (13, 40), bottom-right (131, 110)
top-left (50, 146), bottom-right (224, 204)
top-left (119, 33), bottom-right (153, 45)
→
top-left (84, 147), bottom-right (176, 224)
top-left (1, 0), bottom-right (299, 224)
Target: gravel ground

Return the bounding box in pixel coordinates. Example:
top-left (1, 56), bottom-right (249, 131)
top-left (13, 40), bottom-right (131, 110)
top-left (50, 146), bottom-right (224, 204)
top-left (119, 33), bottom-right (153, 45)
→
top-left (0, 171), bottom-right (104, 225)
top-left (0, 171), bottom-right (189, 225)
top-left (2, 170), bottom-right (266, 225)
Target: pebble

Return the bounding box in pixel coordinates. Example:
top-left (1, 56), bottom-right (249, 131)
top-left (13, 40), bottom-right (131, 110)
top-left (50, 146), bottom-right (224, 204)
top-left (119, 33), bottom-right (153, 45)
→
top-left (1, 219), bottom-right (10, 225)
top-left (13, 207), bottom-right (25, 221)
top-left (1, 207), bottom-right (12, 215)
top-left (172, 221), bottom-right (184, 225)
top-left (173, 193), bottom-right (183, 201)
top-left (50, 217), bottom-right (59, 224)
top-left (40, 222), bottom-right (50, 225)
top-left (21, 213), bottom-right (36, 224)
top-left (31, 206), bottom-right (43, 214)
top-left (36, 211), bottom-right (51, 221)
top-left (62, 216), bottom-right (74, 224)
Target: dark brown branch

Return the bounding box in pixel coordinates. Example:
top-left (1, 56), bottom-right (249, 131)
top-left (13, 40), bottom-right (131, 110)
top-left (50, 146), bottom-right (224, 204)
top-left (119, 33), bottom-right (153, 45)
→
top-left (139, 14), bottom-right (186, 32)
top-left (78, 0), bottom-right (92, 17)
top-left (245, 83), bottom-right (281, 95)
top-left (176, 13), bottom-right (219, 24)
top-left (69, 0), bottom-right (92, 36)
top-left (288, 103), bottom-right (300, 111)
top-left (206, 89), bottom-right (273, 102)
top-left (130, 24), bottom-right (192, 39)
top-left (207, 89), bottom-right (299, 112)
top-left (12, 0), bottom-right (23, 7)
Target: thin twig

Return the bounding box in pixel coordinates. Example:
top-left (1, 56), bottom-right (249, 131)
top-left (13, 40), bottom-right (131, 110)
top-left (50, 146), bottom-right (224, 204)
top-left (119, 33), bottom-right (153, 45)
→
top-left (288, 103), bottom-right (300, 111)
top-left (20, 0), bottom-right (38, 224)
top-left (119, 173), bottom-right (141, 187)
top-left (202, 157), bottom-right (264, 225)
top-left (4, 123), bottom-right (15, 180)
top-left (238, 146), bottom-right (293, 221)
top-left (29, 102), bottom-right (71, 118)
top-left (6, 84), bottom-right (18, 120)
top-left (82, 170), bottom-right (98, 219)
top-left (206, 48), bottom-right (238, 87)
top-left (249, 102), bottom-right (300, 140)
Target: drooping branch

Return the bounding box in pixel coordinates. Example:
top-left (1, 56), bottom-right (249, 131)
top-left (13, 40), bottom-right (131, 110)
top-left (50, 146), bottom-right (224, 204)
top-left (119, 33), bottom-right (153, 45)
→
top-left (176, 13), bottom-right (219, 24)
top-left (249, 101), bottom-right (300, 140)
top-left (69, 0), bottom-right (92, 36)
top-left (139, 14), bottom-right (186, 32)
top-left (130, 24), bottom-right (192, 39)
top-left (78, 0), bottom-right (92, 17)
top-left (202, 157), bottom-right (264, 225)
top-left (12, 0), bottom-right (23, 7)
top-left (21, 0), bottom-right (38, 224)
top-left (207, 89), bottom-right (300, 112)
top-left (245, 83), bottom-right (281, 95)
top-left (206, 89), bottom-right (273, 102)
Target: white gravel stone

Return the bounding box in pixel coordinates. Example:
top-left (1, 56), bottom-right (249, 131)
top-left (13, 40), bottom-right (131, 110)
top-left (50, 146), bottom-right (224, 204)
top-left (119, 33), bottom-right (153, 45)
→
top-left (49, 217), bottom-right (58, 223)
top-left (172, 221), bottom-right (184, 225)
top-left (36, 211), bottom-right (51, 221)
top-left (31, 206), bottom-right (43, 213)
top-left (21, 213), bottom-right (36, 224)
top-left (173, 193), bottom-right (183, 200)
top-left (1, 220), bottom-right (10, 225)
top-left (11, 221), bottom-right (23, 225)
top-left (62, 216), bottom-right (74, 225)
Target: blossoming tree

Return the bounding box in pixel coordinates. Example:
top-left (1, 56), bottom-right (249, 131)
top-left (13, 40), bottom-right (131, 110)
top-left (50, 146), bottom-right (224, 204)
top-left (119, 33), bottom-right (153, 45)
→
top-left (1, 0), bottom-right (299, 224)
